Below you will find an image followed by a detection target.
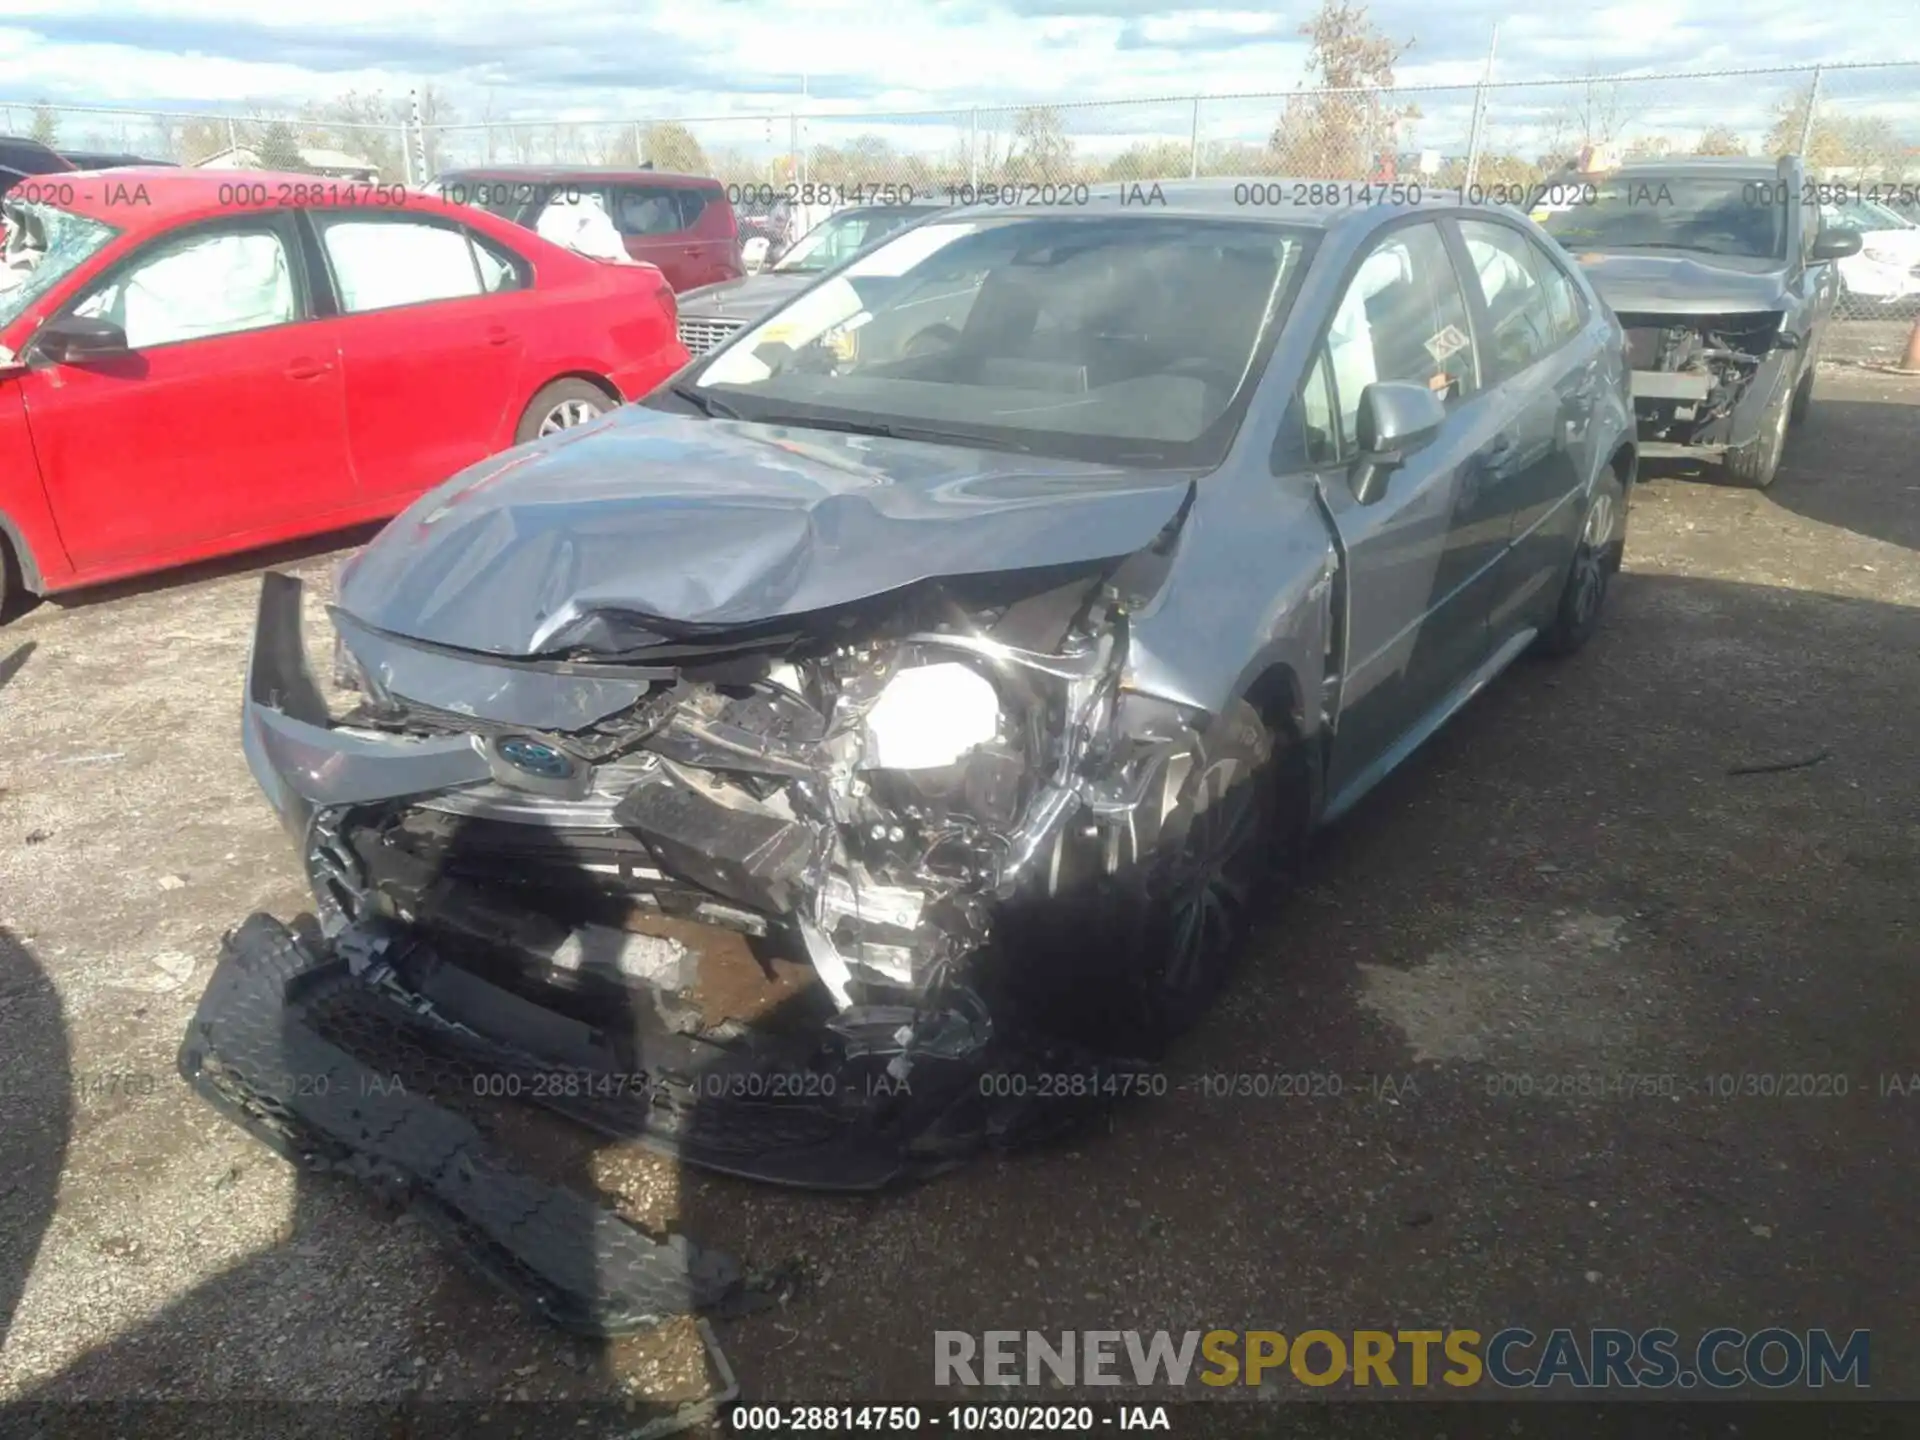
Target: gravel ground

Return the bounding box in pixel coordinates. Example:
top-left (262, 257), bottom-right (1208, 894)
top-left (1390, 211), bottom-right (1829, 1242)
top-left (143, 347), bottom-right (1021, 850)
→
top-left (2, 364), bottom-right (1917, 1420)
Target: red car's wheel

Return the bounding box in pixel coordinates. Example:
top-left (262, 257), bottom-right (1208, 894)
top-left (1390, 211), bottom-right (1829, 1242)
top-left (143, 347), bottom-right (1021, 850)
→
top-left (516, 379), bottom-right (614, 444)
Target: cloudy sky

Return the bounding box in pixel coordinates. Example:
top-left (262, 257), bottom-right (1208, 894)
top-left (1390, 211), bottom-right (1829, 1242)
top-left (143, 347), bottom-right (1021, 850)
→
top-left (1, 0), bottom-right (1913, 164)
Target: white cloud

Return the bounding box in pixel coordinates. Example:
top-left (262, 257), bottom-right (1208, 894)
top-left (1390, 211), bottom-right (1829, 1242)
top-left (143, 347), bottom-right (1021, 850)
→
top-left (0, 0), bottom-right (1913, 171)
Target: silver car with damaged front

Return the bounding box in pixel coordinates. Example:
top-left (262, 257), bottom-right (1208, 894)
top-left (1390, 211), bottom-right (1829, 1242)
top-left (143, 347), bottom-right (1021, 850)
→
top-left (231, 184), bottom-right (1638, 1182)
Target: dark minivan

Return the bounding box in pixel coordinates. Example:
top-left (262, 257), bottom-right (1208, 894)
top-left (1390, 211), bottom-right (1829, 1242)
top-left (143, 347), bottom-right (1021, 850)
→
top-left (434, 164), bottom-right (743, 292)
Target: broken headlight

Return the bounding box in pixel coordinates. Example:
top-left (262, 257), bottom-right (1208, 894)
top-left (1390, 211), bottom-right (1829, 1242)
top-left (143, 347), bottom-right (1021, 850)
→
top-left (860, 661), bottom-right (1002, 771)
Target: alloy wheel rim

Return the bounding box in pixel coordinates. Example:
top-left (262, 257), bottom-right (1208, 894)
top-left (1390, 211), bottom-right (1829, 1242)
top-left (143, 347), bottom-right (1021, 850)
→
top-left (1162, 757), bottom-right (1262, 996)
top-left (538, 398), bottom-right (603, 436)
top-left (1571, 489), bottom-right (1615, 624)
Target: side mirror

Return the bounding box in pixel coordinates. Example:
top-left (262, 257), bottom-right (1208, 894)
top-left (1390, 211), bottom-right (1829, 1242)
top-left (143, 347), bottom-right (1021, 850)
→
top-left (1810, 227), bottom-right (1864, 262)
top-left (1350, 381), bottom-right (1447, 504)
top-left (29, 314), bottom-right (131, 366)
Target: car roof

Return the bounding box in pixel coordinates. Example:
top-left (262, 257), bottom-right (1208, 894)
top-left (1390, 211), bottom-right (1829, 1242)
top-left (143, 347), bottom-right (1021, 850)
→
top-left (437, 165), bottom-right (720, 189)
top-left (946, 176), bottom-right (1459, 227)
top-left (0, 135), bottom-right (74, 173)
top-left (1597, 155), bottom-right (1785, 180)
top-left (8, 168), bottom-right (462, 228)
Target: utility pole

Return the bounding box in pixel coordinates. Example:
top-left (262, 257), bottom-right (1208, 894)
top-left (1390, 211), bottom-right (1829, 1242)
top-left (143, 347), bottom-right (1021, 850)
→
top-left (1797, 64), bottom-right (1824, 160)
top-left (1461, 22), bottom-right (1499, 195)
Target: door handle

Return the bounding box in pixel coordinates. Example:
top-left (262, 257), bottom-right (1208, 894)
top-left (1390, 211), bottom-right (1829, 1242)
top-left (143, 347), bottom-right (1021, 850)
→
top-left (485, 326), bottom-right (516, 346)
top-left (683, 246), bottom-right (702, 256)
top-left (284, 358), bottom-right (333, 380)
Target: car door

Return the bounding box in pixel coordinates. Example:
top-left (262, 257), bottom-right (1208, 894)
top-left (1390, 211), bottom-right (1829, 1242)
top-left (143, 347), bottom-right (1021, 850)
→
top-left (1451, 216), bottom-right (1595, 638)
top-left (1793, 188), bottom-right (1839, 358)
top-left (307, 209), bottom-right (533, 504)
top-left (609, 183), bottom-right (710, 290)
top-left (1283, 219), bottom-right (1508, 800)
top-left (15, 211), bottom-right (355, 570)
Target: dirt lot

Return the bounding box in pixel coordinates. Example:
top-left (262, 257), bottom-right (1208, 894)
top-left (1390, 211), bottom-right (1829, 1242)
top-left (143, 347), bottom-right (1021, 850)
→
top-left (2, 362), bottom-right (1917, 1421)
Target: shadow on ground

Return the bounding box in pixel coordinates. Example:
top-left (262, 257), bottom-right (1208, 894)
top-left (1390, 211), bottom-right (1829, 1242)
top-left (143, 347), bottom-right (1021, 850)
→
top-left (6, 523), bottom-right (386, 625)
top-left (0, 927), bottom-right (71, 1357)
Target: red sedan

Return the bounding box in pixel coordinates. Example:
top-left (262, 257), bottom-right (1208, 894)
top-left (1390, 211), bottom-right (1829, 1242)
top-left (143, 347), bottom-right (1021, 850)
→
top-left (0, 169), bottom-right (689, 613)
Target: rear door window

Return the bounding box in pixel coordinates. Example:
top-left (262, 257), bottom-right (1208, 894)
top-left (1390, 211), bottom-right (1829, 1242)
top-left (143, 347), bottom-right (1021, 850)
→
top-left (315, 215), bottom-right (500, 313)
top-left (611, 186), bottom-right (695, 237)
top-left (1457, 218), bottom-right (1562, 380)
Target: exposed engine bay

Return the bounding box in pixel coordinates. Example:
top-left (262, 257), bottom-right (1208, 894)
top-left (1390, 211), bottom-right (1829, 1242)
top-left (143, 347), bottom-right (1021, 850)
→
top-left (1619, 310), bottom-right (1791, 456)
top-left (312, 550), bottom-right (1202, 1032)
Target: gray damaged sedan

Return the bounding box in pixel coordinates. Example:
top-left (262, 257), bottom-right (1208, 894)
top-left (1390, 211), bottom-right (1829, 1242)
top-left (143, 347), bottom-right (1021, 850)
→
top-left (183, 181), bottom-right (1636, 1329)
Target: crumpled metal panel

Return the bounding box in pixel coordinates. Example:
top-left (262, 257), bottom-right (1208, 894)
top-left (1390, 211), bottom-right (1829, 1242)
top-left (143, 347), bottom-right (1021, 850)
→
top-left (334, 405), bottom-right (1194, 658)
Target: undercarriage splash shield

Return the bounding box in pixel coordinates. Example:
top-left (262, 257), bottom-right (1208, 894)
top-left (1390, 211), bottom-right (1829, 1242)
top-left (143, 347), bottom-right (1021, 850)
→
top-left (181, 912), bottom-right (1148, 1335)
top-left (177, 914), bottom-right (745, 1337)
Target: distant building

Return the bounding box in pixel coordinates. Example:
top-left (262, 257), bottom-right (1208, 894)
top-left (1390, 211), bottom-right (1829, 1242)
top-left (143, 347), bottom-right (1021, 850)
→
top-left (194, 145), bottom-right (381, 182)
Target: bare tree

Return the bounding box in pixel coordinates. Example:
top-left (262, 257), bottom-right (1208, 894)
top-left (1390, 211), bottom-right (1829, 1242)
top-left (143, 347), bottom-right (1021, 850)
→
top-left (1695, 124), bottom-right (1748, 156)
top-left (1104, 140), bottom-right (1193, 182)
top-left (1006, 106), bottom-right (1074, 182)
top-left (1268, 0), bottom-right (1418, 180)
top-left (257, 120), bottom-right (311, 172)
top-left (643, 122), bottom-right (708, 174)
top-left (29, 103), bottom-right (58, 148)
top-left (1538, 77), bottom-right (1625, 168)
top-left (173, 119), bottom-right (231, 166)
top-left (1764, 85), bottom-right (1904, 173)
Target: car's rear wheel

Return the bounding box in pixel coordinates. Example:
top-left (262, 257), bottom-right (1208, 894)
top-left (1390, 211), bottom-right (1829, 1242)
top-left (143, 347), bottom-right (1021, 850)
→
top-left (516, 379), bottom-right (614, 445)
top-left (1723, 379), bottom-right (1792, 489)
top-left (0, 533), bottom-right (18, 623)
top-left (1536, 466), bottom-right (1627, 657)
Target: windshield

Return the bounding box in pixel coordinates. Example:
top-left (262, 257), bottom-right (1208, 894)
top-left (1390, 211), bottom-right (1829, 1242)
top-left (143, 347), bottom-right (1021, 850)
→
top-left (1825, 198), bottom-right (1914, 232)
top-left (680, 215), bottom-right (1315, 467)
top-left (774, 208), bottom-right (926, 274)
top-left (0, 200), bottom-right (120, 329)
top-left (1537, 174), bottom-right (1785, 259)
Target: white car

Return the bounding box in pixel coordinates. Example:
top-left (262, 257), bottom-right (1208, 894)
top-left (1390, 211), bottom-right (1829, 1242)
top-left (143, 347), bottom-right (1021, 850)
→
top-left (1823, 197), bottom-right (1920, 305)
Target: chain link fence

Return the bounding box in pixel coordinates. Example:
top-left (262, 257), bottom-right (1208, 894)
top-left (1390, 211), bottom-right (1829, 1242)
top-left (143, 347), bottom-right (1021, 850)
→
top-left (10, 61), bottom-right (1918, 320)
top-left (0, 100), bottom-right (418, 182)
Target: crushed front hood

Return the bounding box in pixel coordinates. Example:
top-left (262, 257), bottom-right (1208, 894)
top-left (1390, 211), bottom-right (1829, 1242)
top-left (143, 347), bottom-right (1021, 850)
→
top-left (1573, 250), bottom-right (1792, 316)
top-left (336, 405), bottom-right (1194, 657)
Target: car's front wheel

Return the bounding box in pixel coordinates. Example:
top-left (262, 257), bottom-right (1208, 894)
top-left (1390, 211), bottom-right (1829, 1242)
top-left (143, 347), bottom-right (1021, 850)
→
top-left (1788, 358), bottom-right (1817, 427)
top-left (1536, 467), bottom-right (1627, 657)
top-left (1101, 701), bottom-right (1279, 1055)
top-left (1723, 379), bottom-right (1792, 489)
top-left (516, 379), bottom-right (614, 445)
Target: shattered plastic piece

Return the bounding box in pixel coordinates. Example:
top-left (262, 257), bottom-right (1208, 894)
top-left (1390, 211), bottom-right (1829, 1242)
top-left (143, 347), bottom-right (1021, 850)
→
top-left (179, 914), bottom-right (745, 1336)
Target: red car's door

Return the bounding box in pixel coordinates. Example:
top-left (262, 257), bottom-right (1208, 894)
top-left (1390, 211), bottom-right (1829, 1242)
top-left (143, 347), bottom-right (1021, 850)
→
top-left (16, 211), bottom-right (355, 571)
top-left (307, 209), bottom-right (532, 502)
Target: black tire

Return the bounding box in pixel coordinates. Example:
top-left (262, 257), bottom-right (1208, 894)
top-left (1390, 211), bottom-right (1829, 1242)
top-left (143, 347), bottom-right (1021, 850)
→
top-left (515, 379), bottom-right (614, 445)
top-left (1536, 466), bottom-right (1627, 658)
top-left (1098, 701), bottom-right (1279, 1056)
top-left (1723, 379), bottom-right (1791, 489)
top-left (1788, 361), bottom-right (1814, 428)
top-left (0, 533), bottom-right (17, 624)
